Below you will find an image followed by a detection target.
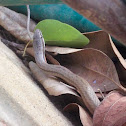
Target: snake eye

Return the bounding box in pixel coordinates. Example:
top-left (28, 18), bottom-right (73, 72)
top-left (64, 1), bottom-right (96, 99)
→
top-left (38, 30), bottom-right (43, 39)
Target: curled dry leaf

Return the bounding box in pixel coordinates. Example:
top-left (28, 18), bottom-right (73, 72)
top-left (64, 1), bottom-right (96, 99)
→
top-left (115, 60), bottom-right (126, 82)
top-left (45, 45), bottom-right (82, 54)
top-left (57, 48), bottom-right (120, 92)
top-left (26, 47), bottom-right (35, 57)
top-left (45, 30), bottom-right (115, 59)
top-left (0, 6), bottom-right (36, 32)
top-left (93, 91), bottom-right (126, 126)
top-left (29, 61), bottom-right (79, 96)
top-left (64, 103), bottom-right (93, 126)
top-left (0, 7), bottom-right (35, 43)
top-left (84, 30), bottom-right (115, 59)
top-left (45, 52), bottom-right (60, 65)
top-left (109, 35), bottom-right (126, 69)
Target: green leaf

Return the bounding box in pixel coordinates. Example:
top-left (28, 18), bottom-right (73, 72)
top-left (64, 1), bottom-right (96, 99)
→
top-left (35, 19), bottom-right (89, 48)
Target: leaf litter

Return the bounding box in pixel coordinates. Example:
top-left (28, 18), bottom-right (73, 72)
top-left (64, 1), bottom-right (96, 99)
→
top-left (0, 6), bottom-right (126, 126)
top-left (93, 91), bottom-right (126, 126)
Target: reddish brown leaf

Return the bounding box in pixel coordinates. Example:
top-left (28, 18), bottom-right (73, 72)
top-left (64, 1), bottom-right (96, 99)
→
top-left (0, 7), bottom-right (35, 43)
top-left (84, 30), bottom-right (115, 58)
top-left (115, 60), bottom-right (126, 82)
top-left (93, 91), bottom-right (126, 126)
top-left (62, 0), bottom-right (126, 46)
top-left (43, 31), bottom-right (116, 59)
top-left (109, 35), bottom-right (126, 69)
top-left (57, 48), bottom-right (120, 92)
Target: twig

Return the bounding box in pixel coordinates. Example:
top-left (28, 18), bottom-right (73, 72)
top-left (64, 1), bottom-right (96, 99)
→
top-left (97, 89), bottom-right (105, 99)
top-left (23, 5), bottom-right (32, 56)
top-left (45, 52), bottom-right (60, 65)
top-left (1, 38), bottom-right (25, 50)
top-left (26, 5), bottom-right (32, 39)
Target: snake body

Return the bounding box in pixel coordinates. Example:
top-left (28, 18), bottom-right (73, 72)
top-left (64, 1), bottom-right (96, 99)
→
top-left (33, 29), bottom-right (100, 114)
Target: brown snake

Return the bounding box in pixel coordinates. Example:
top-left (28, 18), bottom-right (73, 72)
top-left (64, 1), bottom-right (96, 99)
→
top-left (32, 29), bottom-right (100, 114)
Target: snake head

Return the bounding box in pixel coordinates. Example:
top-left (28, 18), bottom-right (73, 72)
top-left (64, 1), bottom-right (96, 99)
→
top-left (33, 29), bottom-right (46, 62)
top-left (34, 29), bottom-right (43, 40)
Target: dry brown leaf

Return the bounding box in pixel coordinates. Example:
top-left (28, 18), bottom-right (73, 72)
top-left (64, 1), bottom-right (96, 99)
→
top-left (29, 61), bottom-right (79, 96)
top-left (45, 52), bottom-right (60, 65)
top-left (0, 7), bottom-right (35, 43)
top-left (83, 30), bottom-right (115, 58)
top-left (57, 48), bottom-right (120, 92)
top-left (0, 6), bottom-right (36, 32)
top-left (93, 91), bottom-right (126, 126)
top-left (45, 31), bottom-right (116, 59)
top-left (115, 60), bottom-right (126, 82)
top-left (109, 35), bottom-right (126, 69)
top-left (26, 47), bottom-right (34, 56)
top-left (27, 47), bottom-right (121, 92)
top-left (64, 103), bottom-right (93, 126)
top-left (45, 45), bottom-right (82, 54)
top-left (62, 0), bottom-right (126, 46)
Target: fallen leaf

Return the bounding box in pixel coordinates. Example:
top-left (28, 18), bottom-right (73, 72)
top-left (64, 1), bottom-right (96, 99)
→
top-left (45, 45), bottom-right (82, 54)
top-left (84, 30), bottom-right (115, 58)
top-left (56, 48), bottom-right (120, 92)
top-left (0, 7), bottom-right (35, 43)
top-left (109, 35), bottom-right (126, 69)
top-left (93, 91), bottom-right (126, 126)
top-left (29, 61), bottom-right (79, 96)
top-left (43, 31), bottom-right (116, 59)
top-left (27, 47), bottom-right (121, 92)
top-left (0, 6), bottom-right (36, 32)
top-left (26, 47), bottom-right (34, 56)
top-left (115, 60), bottom-right (126, 82)
top-left (64, 103), bottom-right (93, 126)
top-left (45, 52), bottom-right (60, 65)
top-left (61, 0), bottom-right (126, 46)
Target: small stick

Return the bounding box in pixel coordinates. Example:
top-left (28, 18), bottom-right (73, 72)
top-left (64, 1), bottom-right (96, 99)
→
top-left (97, 89), bottom-right (105, 99)
top-left (45, 52), bottom-right (60, 65)
top-left (1, 38), bottom-right (25, 50)
top-left (26, 5), bottom-right (32, 39)
top-left (23, 5), bottom-right (32, 57)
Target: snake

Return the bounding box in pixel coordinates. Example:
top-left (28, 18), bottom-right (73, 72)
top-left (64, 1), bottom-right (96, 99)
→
top-left (32, 29), bottom-right (100, 114)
